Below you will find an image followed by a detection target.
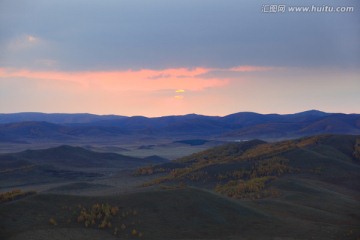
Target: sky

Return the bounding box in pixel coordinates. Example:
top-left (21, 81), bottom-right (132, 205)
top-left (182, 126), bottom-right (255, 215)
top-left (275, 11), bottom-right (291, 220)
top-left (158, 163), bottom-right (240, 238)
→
top-left (0, 0), bottom-right (359, 117)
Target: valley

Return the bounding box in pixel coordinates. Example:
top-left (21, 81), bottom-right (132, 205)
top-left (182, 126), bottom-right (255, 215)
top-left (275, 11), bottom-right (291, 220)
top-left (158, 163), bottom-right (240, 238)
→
top-left (0, 112), bottom-right (359, 239)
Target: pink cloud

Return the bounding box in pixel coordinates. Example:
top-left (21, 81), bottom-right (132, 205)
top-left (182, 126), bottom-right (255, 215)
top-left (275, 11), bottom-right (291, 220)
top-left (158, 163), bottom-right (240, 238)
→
top-left (229, 65), bottom-right (276, 72)
top-left (0, 65), bottom-right (285, 116)
top-left (0, 67), bottom-right (224, 92)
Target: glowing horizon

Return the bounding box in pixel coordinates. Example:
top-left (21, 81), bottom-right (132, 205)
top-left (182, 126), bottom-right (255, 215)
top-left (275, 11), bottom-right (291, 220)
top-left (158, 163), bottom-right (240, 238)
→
top-left (0, 65), bottom-right (359, 117)
top-left (0, 0), bottom-right (359, 116)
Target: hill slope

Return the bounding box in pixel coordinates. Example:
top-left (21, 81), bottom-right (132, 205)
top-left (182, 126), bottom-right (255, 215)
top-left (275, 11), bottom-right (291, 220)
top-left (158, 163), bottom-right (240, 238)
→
top-left (137, 134), bottom-right (360, 195)
top-left (1, 186), bottom-right (359, 240)
top-left (1, 145), bottom-right (167, 169)
top-left (0, 145), bottom-right (167, 188)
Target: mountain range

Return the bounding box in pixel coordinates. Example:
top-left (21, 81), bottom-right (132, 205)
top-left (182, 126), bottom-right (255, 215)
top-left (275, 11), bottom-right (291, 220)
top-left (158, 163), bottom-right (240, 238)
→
top-left (0, 110), bottom-right (359, 143)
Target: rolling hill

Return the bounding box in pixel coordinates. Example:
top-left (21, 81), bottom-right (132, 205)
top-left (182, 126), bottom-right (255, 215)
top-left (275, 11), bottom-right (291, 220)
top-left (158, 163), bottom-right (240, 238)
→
top-left (0, 135), bottom-right (359, 239)
top-left (136, 134), bottom-right (360, 194)
top-left (0, 182), bottom-right (359, 240)
top-left (0, 145), bottom-right (167, 188)
top-left (132, 134), bottom-right (360, 238)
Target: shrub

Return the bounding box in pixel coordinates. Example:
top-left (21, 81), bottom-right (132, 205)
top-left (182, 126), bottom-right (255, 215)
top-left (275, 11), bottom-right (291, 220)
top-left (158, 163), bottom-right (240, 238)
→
top-left (215, 176), bottom-right (277, 199)
top-left (76, 203), bottom-right (119, 229)
top-left (0, 189), bottom-right (36, 203)
top-left (49, 217), bottom-right (57, 226)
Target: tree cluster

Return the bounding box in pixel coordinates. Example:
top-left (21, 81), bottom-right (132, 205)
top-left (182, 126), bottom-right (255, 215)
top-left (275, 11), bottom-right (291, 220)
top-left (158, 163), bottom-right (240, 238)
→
top-left (77, 203), bottom-right (119, 228)
top-left (50, 203), bottom-right (143, 238)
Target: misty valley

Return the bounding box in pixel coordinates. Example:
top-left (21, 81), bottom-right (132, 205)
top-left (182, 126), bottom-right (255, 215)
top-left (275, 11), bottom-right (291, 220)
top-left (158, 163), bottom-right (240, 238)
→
top-left (0, 111), bottom-right (359, 240)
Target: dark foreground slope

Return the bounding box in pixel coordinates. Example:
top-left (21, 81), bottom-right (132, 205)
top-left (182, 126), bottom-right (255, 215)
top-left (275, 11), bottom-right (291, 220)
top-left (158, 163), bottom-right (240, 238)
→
top-left (0, 186), bottom-right (358, 240)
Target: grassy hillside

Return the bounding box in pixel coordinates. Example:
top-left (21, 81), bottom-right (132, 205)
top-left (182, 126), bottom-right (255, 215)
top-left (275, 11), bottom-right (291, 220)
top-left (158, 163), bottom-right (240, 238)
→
top-left (1, 186), bottom-right (358, 240)
top-left (0, 145), bottom-right (167, 188)
top-left (0, 145), bottom-right (167, 169)
top-left (136, 135), bottom-right (360, 197)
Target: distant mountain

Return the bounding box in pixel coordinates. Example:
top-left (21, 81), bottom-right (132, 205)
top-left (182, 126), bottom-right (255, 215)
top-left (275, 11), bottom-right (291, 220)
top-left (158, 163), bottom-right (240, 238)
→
top-left (0, 110), bottom-right (359, 142)
top-left (0, 121), bottom-right (129, 142)
top-left (0, 121), bottom-right (71, 142)
top-left (224, 112), bottom-right (360, 139)
top-left (0, 112), bottom-right (125, 124)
